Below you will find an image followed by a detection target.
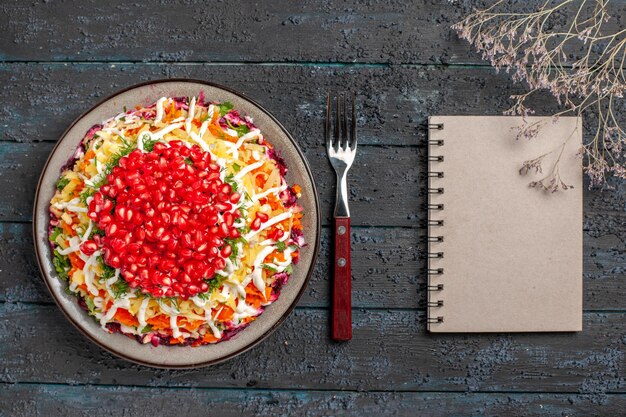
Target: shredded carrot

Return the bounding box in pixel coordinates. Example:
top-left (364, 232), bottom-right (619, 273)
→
top-left (270, 251), bottom-right (286, 263)
top-left (202, 332), bottom-right (219, 343)
top-left (68, 252), bottom-right (85, 269)
top-left (211, 108), bottom-right (220, 124)
top-left (216, 305), bottom-right (234, 321)
top-left (266, 193), bottom-right (281, 209)
top-left (169, 336), bottom-right (185, 345)
top-left (114, 308), bottom-right (139, 327)
top-left (292, 184), bottom-right (302, 194)
top-left (254, 172), bottom-right (268, 188)
top-left (147, 314), bottom-right (171, 330)
top-left (181, 319), bottom-right (204, 331)
top-left (208, 124), bottom-right (238, 143)
top-left (278, 219), bottom-right (292, 231)
top-left (71, 182), bottom-right (84, 198)
top-left (245, 283), bottom-right (269, 309)
top-left (61, 222), bottom-right (75, 236)
top-left (84, 150), bottom-right (96, 161)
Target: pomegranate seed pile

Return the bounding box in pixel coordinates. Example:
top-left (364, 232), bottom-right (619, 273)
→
top-left (83, 140), bottom-right (242, 299)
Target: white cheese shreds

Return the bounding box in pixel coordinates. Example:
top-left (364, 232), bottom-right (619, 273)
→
top-left (252, 184), bottom-right (288, 202)
top-left (151, 122), bottom-right (184, 140)
top-left (245, 211), bottom-right (293, 241)
top-left (234, 160), bottom-right (265, 180)
top-left (185, 96), bottom-right (196, 134)
top-left (154, 97), bottom-right (167, 123)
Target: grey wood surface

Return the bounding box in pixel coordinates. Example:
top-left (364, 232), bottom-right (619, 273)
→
top-left (0, 1), bottom-right (624, 416)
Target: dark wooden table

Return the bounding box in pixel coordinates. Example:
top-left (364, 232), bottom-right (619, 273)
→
top-left (1, 1), bottom-right (624, 416)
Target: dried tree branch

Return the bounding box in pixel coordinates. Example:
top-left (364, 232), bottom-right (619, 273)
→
top-left (453, 0), bottom-right (626, 190)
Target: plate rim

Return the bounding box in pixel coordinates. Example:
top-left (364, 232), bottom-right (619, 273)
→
top-left (32, 78), bottom-right (321, 369)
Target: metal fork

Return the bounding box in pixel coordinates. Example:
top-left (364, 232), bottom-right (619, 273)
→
top-left (325, 93), bottom-right (357, 341)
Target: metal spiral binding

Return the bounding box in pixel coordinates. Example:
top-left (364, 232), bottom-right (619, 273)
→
top-left (427, 121), bottom-right (445, 327)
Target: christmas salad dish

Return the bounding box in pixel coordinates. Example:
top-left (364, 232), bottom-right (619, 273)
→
top-left (48, 94), bottom-right (305, 347)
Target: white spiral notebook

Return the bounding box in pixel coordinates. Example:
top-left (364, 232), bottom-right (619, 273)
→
top-left (427, 116), bottom-right (583, 332)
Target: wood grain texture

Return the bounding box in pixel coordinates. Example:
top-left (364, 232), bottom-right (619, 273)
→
top-left (0, 303), bottom-right (624, 397)
top-left (1, 0), bottom-right (625, 65)
top-left (2, 384), bottom-right (625, 417)
top-left (2, 62), bottom-right (557, 146)
top-left (2, 222), bottom-right (624, 310)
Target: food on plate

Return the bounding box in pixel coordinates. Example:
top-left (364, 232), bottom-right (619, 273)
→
top-left (48, 95), bottom-right (305, 346)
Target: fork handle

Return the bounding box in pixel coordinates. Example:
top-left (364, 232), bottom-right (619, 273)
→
top-left (332, 217), bottom-right (352, 341)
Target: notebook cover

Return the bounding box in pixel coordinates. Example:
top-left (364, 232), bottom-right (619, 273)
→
top-left (427, 116), bottom-right (583, 332)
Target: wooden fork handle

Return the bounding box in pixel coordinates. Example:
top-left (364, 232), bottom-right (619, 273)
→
top-left (332, 217), bottom-right (352, 341)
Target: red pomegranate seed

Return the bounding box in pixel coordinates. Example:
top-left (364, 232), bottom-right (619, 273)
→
top-left (257, 212), bottom-right (269, 222)
top-left (99, 213), bottom-right (113, 226)
top-left (94, 192), bottom-right (103, 206)
top-left (269, 228), bottom-right (285, 241)
top-left (213, 258), bottom-right (226, 271)
top-left (87, 140), bottom-right (243, 298)
top-left (108, 255), bottom-right (122, 268)
top-left (250, 217), bottom-right (262, 231)
top-left (220, 245), bottom-right (232, 258)
top-left (102, 199), bottom-right (113, 212)
top-left (80, 240), bottom-right (98, 256)
top-left (220, 183), bottom-right (232, 194)
top-left (229, 193), bottom-right (241, 204)
top-left (106, 223), bottom-right (119, 236)
top-left (218, 222), bottom-right (229, 237)
top-left (109, 238), bottom-right (125, 253)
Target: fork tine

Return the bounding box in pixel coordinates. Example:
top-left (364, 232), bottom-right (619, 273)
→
top-left (341, 94), bottom-right (348, 150)
top-left (325, 93), bottom-right (332, 150)
top-left (334, 93), bottom-right (340, 151)
top-left (350, 93), bottom-right (357, 150)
